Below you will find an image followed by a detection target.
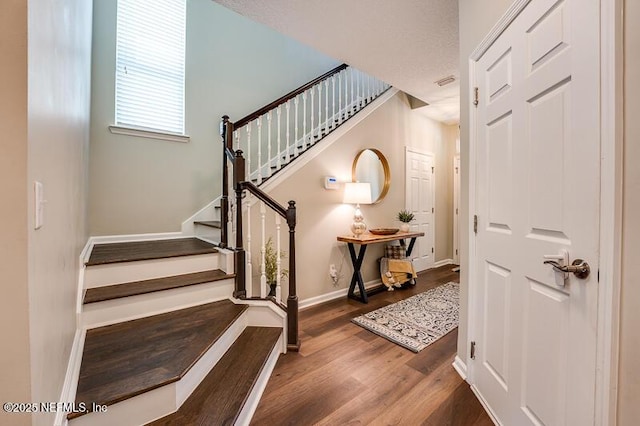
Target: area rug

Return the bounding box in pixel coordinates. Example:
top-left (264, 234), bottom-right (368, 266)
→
top-left (351, 282), bottom-right (459, 352)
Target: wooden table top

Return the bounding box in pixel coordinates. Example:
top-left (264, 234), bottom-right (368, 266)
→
top-left (337, 231), bottom-right (425, 245)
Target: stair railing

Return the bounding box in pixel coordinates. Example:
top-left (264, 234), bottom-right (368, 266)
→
top-left (221, 117), bottom-right (299, 350)
top-left (219, 64), bottom-right (390, 350)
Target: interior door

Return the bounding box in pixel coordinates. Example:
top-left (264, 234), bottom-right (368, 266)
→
top-left (472, 0), bottom-right (600, 425)
top-left (405, 148), bottom-right (434, 271)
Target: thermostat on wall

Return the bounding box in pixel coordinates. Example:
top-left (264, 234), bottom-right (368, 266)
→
top-left (324, 176), bottom-right (339, 190)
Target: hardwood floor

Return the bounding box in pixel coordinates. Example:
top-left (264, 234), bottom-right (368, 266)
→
top-left (251, 265), bottom-right (492, 426)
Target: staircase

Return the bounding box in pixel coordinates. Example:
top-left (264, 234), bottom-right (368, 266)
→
top-left (64, 65), bottom-right (390, 426)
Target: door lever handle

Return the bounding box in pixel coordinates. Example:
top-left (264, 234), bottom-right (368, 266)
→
top-left (543, 259), bottom-right (591, 279)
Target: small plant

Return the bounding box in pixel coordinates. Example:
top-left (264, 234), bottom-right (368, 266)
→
top-left (265, 237), bottom-right (288, 285)
top-left (397, 209), bottom-right (415, 223)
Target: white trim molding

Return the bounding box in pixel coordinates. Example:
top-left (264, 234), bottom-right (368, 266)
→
top-left (452, 355), bottom-right (468, 381)
top-left (109, 125), bottom-right (190, 143)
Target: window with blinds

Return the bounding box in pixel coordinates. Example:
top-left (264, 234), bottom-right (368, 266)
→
top-left (115, 0), bottom-right (186, 135)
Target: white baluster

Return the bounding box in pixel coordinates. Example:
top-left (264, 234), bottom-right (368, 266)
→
top-left (257, 116), bottom-right (262, 185)
top-left (246, 195), bottom-right (253, 298)
top-left (350, 68), bottom-right (355, 114)
top-left (245, 124), bottom-right (251, 179)
top-left (317, 83), bottom-right (321, 140)
top-left (302, 92), bottom-right (307, 150)
top-left (276, 106), bottom-right (281, 170)
top-left (310, 88), bottom-right (315, 146)
top-left (267, 110), bottom-right (272, 178)
top-left (367, 74), bottom-right (372, 103)
top-left (285, 101), bottom-right (290, 166)
top-left (325, 80), bottom-right (329, 134)
top-left (294, 96), bottom-right (300, 157)
top-left (338, 73), bottom-right (342, 125)
top-left (260, 202), bottom-right (267, 298)
top-left (356, 69), bottom-right (361, 107)
top-left (275, 215), bottom-right (282, 302)
top-left (332, 76), bottom-right (336, 129)
top-left (233, 130), bottom-right (239, 151)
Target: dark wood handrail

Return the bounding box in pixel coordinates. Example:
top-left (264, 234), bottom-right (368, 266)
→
top-left (235, 63), bottom-right (348, 129)
top-left (240, 181), bottom-right (287, 218)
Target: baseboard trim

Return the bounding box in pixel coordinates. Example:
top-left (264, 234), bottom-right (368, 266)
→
top-left (54, 328), bottom-right (86, 426)
top-left (432, 258), bottom-right (455, 268)
top-left (470, 384), bottom-right (502, 426)
top-left (452, 355), bottom-right (468, 381)
top-left (88, 232), bottom-right (186, 245)
top-left (299, 279), bottom-right (383, 310)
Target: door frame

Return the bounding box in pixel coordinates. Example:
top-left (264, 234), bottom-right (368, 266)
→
top-left (453, 155), bottom-right (460, 265)
top-left (405, 147), bottom-right (435, 271)
top-left (464, 0), bottom-right (623, 424)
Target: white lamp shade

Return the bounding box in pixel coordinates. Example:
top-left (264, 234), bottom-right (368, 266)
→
top-left (343, 182), bottom-right (372, 205)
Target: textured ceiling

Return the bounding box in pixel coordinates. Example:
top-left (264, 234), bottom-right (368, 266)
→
top-left (213, 0), bottom-right (460, 124)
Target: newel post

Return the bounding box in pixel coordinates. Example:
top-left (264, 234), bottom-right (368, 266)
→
top-left (286, 200), bottom-right (300, 351)
top-left (220, 115), bottom-right (232, 249)
top-left (233, 150), bottom-right (246, 298)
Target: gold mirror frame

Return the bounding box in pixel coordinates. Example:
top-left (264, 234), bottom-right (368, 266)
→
top-left (352, 148), bottom-right (391, 204)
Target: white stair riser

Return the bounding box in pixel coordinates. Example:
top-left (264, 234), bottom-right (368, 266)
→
top-left (82, 278), bottom-right (235, 329)
top-left (84, 253), bottom-right (219, 288)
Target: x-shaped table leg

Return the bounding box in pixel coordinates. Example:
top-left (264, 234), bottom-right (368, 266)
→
top-left (346, 243), bottom-right (368, 303)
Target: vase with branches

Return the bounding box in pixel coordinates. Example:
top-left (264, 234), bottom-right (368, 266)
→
top-left (264, 237), bottom-right (288, 297)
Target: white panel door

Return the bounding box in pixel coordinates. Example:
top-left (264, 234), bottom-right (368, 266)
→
top-left (405, 149), bottom-right (434, 271)
top-left (472, 0), bottom-right (600, 425)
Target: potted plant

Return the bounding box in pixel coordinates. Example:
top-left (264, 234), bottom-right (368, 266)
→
top-left (265, 237), bottom-right (288, 297)
top-left (397, 209), bottom-right (415, 232)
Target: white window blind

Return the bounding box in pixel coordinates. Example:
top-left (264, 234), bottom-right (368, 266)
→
top-left (115, 0), bottom-right (186, 135)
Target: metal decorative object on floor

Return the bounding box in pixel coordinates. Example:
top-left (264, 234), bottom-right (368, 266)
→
top-left (351, 282), bottom-right (459, 352)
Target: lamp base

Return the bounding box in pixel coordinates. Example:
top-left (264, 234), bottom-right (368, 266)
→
top-left (351, 205), bottom-right (367, 236)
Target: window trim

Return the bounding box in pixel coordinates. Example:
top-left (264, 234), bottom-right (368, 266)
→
top-left (109, 124), bottom-right (190, 143)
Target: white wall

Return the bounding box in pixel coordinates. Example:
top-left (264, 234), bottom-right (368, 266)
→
top-left (457, 0), bottom-right (514, 371)
top-left (0, 1), bottom-right (91, 425)
top-left (89, 0), bottom-right (340, 236)
top-left (257, 92), bottom-right (457, 301)
top-left (27, 1), bottom-right (93, 424)
top-left (0, 2), bottom-right (31, 425)
top-left (618, 0), bottom-right (640, 423)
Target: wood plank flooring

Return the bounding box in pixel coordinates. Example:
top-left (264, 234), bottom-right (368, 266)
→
top-left (86, 238), bottom-right (217, 266)
top-left (149, 327), bottom-right (282, 426)
top-left (83, 269), bottom-right (234, 304)
top-left (72, 300), bottom-right (247, 419)
top-left (251, 265), bottom-right (492, 425)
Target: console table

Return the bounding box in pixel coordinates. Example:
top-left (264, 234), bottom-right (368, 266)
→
top-left (337, 231), bottom-right (424, 303)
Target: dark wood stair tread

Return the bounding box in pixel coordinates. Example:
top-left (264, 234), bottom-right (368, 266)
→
top-left (194, 220), bottom-right (221, 229)
top-left (148, 326), bottom-right (281, 426)
top-left (86, 238), bottom-right (217, 266)
top-left (83, 270), bottom-right (234, 304)
top-left (70, 300), bottom-right (248, 419)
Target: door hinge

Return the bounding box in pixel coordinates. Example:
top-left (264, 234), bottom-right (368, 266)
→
top-left (470, 341), bottom-right (476, 360)
top-left (432, 207), bottom-right (434, 213)
top-left (432, 166), bottom-right (435, 174)
top-left (473, 215), bottom-right (478, 234)
top-left (456, 249), bottom-right (458, 255)
top-left (473, 87), bottom-right (479, 107)
top-left (456, 208), bottom-right (458, 215)
top-left (432, 247), bottom-right (434, 254)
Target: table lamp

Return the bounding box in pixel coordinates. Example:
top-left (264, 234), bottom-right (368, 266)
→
top-left (343, 182), bottom-right (372, 236)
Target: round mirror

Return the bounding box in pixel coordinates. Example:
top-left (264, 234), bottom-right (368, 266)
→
top-left (352, 148), bottom-right (390, 204)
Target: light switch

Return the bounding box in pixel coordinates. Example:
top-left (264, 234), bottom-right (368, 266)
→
top-left (34, 181), bottom-right (44, 230)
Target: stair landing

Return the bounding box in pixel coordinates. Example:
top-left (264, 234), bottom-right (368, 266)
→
top-left (87, 238), bottom-right (217, 266)
top-left (71, 300), bottom-right (247, 419)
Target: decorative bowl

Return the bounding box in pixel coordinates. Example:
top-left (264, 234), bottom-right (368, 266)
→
top-left (369, 228), bottom-right (399, 235)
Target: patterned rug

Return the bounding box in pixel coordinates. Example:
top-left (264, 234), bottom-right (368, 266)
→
top-left (351, 282), bottom-right (459, 352)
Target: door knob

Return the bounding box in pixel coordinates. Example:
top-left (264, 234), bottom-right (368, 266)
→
top-left (543, 258), bottom-right (591, 279)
